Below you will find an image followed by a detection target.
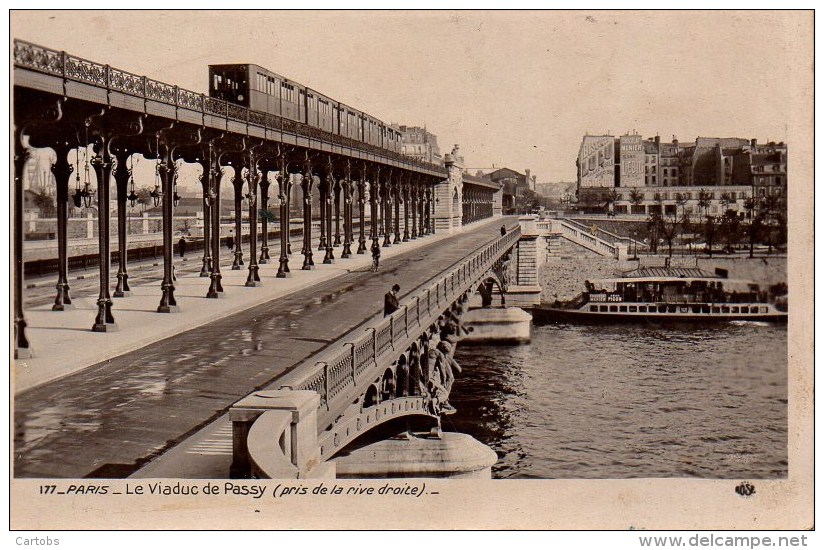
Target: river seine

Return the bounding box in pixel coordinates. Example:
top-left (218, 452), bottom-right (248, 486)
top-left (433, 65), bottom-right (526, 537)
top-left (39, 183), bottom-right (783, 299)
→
top-left (448, 321), bottom-right (787, 479)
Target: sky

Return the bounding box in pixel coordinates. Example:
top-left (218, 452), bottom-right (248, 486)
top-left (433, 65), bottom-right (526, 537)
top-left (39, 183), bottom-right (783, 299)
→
top-left (11, 10), bottom-right (810, 184)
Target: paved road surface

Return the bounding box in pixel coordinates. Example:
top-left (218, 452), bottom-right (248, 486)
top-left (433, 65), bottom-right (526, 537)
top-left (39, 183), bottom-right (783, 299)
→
top-left (14, 221), bottom-right (512, 478)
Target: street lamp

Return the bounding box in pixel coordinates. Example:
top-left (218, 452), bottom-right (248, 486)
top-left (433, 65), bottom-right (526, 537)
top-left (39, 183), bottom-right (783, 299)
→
top-left (127, 156), bottom-right (138, 208)
top-left (172, 166), bottom-right (181, 208)
top-left (151, 161), bottom-right (163, 207)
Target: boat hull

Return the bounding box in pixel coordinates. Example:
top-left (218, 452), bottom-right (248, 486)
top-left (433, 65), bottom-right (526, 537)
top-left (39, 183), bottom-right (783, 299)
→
top-left (532, 305), bottom-right (788, 325)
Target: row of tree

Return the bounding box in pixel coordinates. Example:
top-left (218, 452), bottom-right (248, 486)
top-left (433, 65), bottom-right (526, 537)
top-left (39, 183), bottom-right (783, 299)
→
top-left (642, 192), bottom-right (787, 258)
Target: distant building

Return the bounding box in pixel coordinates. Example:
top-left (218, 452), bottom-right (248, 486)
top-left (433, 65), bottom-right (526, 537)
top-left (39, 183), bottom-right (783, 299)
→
top-left (534, 181), bottom-right (577, 208)
top-left (575, 133), bottom-right (787, 215)
top-left (394, 125), bottom-right (442, 164)
top-left (481, 167), bottom-right (536, 213)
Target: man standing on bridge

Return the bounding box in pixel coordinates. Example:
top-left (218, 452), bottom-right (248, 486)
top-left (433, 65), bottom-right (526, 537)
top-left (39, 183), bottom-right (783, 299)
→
top-left (384, 284), bottom-right (400, 317)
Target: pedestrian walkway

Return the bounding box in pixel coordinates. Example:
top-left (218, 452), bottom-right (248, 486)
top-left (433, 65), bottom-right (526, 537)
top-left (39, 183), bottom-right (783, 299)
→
top-left (17, 225), bottom-right (441, 392)
top-left (14, 218), bottom-right (513, 478)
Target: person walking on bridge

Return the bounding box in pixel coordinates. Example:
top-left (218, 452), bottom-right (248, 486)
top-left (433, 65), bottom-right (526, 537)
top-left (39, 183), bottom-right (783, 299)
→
top-left (384, 283), bottom-right (400, 317)
top-left (371, 239), bottom-right (382, 272)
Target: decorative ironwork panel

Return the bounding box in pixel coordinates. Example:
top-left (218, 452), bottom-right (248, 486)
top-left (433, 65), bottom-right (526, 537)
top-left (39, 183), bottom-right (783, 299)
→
top-left (282, 118), bottom-right (297, 133)
top-left (145, 79), bottom-right (176, 104)
top-left (108, 68), bottom-right (144, 96)
top-left (297, 369), bottom-right (327, 408)
top-left (14, 41), bottom-right (63, 75)
top-left (394, 311), bottom-right (407, 340)
top-left (204, 97), bottom-right (227, 117)
top-left (328, 354), bottom-right (352, 399)
top-left (64, 54), bottom-right (106, 85)
top-left (376, 325), bottom-right (391, 357)
top-left (249, 110), bottom-right (268, 127)
top-left (176, 88), bottom-right (203, 111)
top-left (227, 103), bottom-right (248, 121)
top-left (355, 339), bottom-right (374, 376)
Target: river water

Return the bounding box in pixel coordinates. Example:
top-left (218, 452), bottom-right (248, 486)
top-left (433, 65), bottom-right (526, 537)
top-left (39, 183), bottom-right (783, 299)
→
top-left (447, 321), bottom-right (787, 479)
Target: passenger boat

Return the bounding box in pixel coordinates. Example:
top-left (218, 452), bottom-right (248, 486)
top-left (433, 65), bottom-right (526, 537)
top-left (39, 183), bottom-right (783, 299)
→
top-left (533, 267), bottom-right (788, 323)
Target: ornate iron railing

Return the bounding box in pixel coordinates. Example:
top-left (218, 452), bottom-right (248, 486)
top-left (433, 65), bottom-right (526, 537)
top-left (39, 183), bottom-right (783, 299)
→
top-left (13, 39), bottom-right (447, 177)
top-left (276, 227), bottom-right (521, 431)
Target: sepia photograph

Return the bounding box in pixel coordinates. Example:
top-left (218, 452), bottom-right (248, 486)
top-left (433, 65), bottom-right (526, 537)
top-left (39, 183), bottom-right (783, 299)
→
top-left (7, 8), bottom-right (814, 538)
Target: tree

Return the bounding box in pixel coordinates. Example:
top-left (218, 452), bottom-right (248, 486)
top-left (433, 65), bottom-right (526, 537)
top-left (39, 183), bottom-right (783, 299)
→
top-left (629, 188), bottom-right (644, 215)
top-left (30, 189), bottom-right (55, 217)
top-left (604, 189), bottom-right (618, 216)
top-left (646, 210), bottom-right (663, 254)
top-left (719, 209), bottom-right (741, 253)
top-left (743, 197), bottom-right (765, 258)
top-left (658, 209), bottom-right (682, 258)
top-left (259, 209), bottom-right (277, 223)
top-left (135, 186), bottom-right (154, 212)
top-left (703, 215), bottom-right (719, 257)
top-left (697, 188), bottom-right (713, 217)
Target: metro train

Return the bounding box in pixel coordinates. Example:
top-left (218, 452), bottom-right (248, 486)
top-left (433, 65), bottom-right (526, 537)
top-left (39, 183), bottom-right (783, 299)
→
top-left (209, 64), bottom-right (404, 154)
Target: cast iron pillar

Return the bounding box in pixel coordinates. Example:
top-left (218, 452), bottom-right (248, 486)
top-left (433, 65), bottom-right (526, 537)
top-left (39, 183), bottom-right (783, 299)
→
top-left (198, 154), bottom-right (213, 277)
top-left (245, 152), bottom-right (261, 287)
top-left (206, 157), bottom-right (224, 298)
top-left (397, 173), bottom-right (405, 243)
top-left (231, 163), bottom-right (244, 270)
top-left (156, 148), bottom-right (178, 314)
top-left (14, 135), bottom-right (31, 358)
top-left (323, 163), bottom-right (335, 264)
top-left (90, 135), bottom-right (118, 329)
top-left (112, 148), bottom-right (132, 297)
top-left (357, 168), bottom-right (367, 254)
top-left (411, 180), bottom-right (418, 239)
top-left (317, 171), bottom-right (327, 252)
top-left (333, 175), bottom-right (342, 246)
top-left (286, 172), bottom-right (293, 256)
top-left (301, 158), bottom-right (315, 270)
top-left (51, 141), bottom-right (74, 309)
top-left (341, 162), bottom-right (353, 258)
top-left (383, 170), bottom-right (393, 247)
top-left (276, 162), bottom-right (291, 278)
top-left (259, 169), bottom-right (271, 264)
top-left (370, 166), bottom-right (381, 244)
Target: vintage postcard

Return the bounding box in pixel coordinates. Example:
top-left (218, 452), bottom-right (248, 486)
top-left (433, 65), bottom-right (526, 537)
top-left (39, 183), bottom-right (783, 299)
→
top-left (7, 9), bottom-right (814, 537)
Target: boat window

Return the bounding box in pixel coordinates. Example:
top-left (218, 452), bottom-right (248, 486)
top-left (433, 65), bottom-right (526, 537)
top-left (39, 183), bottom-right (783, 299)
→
top-left (590, 305), bottom-right (598, 312)
top-left (667, 305), bottom-right (677, 313)
top-left (638, 306), bottom-right (646, 313)
top-left (702, 306), bottom-right (711, 313)
top-left (599, 305), bottom-right (608, 312)
top-left (721, 307), bottom-right (730, 314)
top-left (740, 306), bottom-right (749, 314)
top-left (629, 306), bottom-right (637, 312)
top-left (761, 306), bottom-right (769, 313)
top-left (712, 307), bottom-right (721, 314)
top-left (619, 306), bottom-right (627, 312)
top-left (692, 306), bottom-right (702, 314)
top-left (658, 305), bottom-right (667, 313)
top-left (731, 307), bottom-right (739, 314)
top-left (609, 306), bottom-right (618, 312)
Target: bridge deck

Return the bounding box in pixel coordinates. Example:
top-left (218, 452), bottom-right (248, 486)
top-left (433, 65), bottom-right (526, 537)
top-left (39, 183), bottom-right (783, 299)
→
top-left (14, 218), bottom-right (514, 478)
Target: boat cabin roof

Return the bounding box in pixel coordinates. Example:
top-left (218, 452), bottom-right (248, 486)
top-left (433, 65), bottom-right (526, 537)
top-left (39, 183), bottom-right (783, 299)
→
top-left (590, 277), bottom-right (757, 286)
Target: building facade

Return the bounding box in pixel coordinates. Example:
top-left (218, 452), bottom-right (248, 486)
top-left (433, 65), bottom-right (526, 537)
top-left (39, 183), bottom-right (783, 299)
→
top-left (394, 125), bottom-right (442, 164)
top-left (575, 133), bottom-right (787, 216)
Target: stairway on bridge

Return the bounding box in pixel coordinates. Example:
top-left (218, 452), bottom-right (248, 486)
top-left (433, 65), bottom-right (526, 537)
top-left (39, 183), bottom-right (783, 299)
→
top-left (545, 234), bottom-right (607, 260)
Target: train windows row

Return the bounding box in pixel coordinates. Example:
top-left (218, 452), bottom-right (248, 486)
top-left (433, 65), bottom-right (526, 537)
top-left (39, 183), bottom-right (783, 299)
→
top-left (209, 63), bottom-right (403, 153)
